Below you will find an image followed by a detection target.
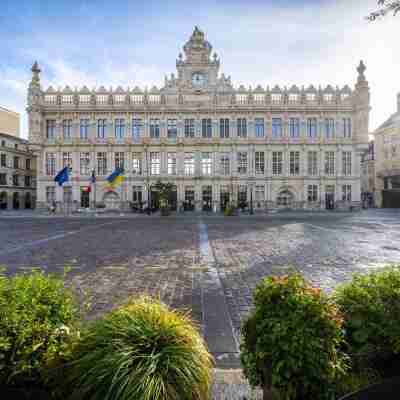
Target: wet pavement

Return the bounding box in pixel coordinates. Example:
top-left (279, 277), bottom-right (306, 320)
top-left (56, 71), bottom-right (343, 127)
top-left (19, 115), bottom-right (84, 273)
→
top-left (1, 209), bottom-right (400, 368)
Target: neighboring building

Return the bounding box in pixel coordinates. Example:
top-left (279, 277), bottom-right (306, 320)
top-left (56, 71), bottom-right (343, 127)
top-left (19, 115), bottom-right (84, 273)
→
top-left (361, 141), bottom-right (375, 208)
top-left (374, 93), bottom-right (400, 208)
top-left (0, 132), bottom-right (36, 209)
top-left (0, 106), bottom-right (20, 137)
top-left (27, 27), bottom-right (370, 212)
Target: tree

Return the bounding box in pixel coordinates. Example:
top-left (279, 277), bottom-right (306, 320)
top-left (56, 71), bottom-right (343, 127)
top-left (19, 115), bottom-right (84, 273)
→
top-left (367, 1), bottom-right (400, 21)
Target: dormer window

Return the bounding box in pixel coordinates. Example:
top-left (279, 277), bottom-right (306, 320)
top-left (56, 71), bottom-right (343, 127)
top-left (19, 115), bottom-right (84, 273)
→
top-left (236, 94), bottom-right (247, 104)
top-left (323, 94), bottom-right (333, 103)
top-left (288, 94), bottom-right (299, 103)
top-left (271, 94), bottom-right (282, 103)
top-left (45, 95), bottom-right (57, 104)
top-left (341, 93), bottom-right (350, 101)
top-left (306, 93), bottom-right (316, 102)
top-left (79, 95), bottom-right (91, 104)
top-left (96, 95), bottom-right (108, 104)
top-left (131, 95), bottom-right (143, 104)
top-left (114, 95), bottom-right (125, 104)
top-left (148, 95), bottom-right (160, 104)
top-left (62, 95), bottom-right (73, 104)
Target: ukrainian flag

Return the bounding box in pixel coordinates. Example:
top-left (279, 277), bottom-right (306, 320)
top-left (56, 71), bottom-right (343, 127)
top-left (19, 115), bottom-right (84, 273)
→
top-left (107, 167), bottom-right (125, 188)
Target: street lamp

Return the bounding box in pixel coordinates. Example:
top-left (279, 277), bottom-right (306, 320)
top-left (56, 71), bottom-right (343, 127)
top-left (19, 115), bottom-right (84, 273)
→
top-left (250, 183), bottom-right (254, 215)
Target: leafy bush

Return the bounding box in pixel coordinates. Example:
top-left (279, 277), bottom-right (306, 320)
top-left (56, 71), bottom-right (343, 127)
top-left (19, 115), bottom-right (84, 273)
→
top-left (0, 268), bottom-right (80, 387)
top-left (241, 273), bottom-right (348, 400)
top-left (63, 297), bottom-right (213, 400)
top-left (224, 204), bottom-right (236, 216)
top-left (334, 267), bottom-right (400, 369)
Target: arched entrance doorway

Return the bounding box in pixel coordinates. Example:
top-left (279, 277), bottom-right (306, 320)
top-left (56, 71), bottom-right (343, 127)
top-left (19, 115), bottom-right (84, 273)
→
top-left (103, 191), bottom-right (120, 210)
top-left (13, 192), bottom-right (20, 209)
top-left (276, 189), bottom-right (295, 208)
top-left (0, 192), bottom-right (7, 209)
top-left (25, 192), bottom-right (32, 209)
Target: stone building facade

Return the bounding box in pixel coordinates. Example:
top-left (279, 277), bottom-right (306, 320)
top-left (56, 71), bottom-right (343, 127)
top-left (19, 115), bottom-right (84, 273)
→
top-left (373, 93), bottom-right (400, 208)
top-left (0, 106), bottom-right (20, 138)
top-left (28, 27), bottom-right (370, 212)
top-left (0, 132), bottom-right (36, 209)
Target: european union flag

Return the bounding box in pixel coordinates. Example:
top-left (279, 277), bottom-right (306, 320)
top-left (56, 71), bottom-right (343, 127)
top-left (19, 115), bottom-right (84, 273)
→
top-left (54, 166), bottom-right (69, 186)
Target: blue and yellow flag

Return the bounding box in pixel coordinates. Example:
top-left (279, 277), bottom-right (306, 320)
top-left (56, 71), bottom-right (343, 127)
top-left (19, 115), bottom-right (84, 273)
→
top-left (106, 167), bottom-right (125, 188)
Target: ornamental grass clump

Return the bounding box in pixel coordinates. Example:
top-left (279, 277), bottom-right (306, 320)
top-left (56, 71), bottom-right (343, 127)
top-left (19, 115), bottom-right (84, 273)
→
top-left (240, 273), bottom-right (348, 400)
top-left (63, 296), bottom-right (213, 400)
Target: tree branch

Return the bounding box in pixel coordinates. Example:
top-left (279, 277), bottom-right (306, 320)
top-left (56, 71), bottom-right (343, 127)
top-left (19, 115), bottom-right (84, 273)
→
top-left (367, 0), bottom-right (400, 20)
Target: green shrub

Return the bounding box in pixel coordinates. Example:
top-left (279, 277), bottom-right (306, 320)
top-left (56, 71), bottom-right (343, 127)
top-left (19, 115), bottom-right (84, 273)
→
top-left (63, 296), bottom-right (213, 400)
top-left (334, 266), bottom-right (400, 367)
top-left (0, 268), bottom-right (80, 387)
top-left (224, 204), bottom-right (236, 216)
top-left (240, 273), bottom-right (348, 400)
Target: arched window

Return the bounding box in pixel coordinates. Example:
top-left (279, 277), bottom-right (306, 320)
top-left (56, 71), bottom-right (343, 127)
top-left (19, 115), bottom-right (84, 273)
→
top-left (277, 190), bottom-right (294, 207)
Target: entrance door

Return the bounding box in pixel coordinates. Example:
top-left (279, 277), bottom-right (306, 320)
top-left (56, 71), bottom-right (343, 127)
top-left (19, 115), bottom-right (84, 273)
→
top-left (202, 186), bottom-right (212, 211)
top-left (169, 186), bottom-right (177, 211)
top-left (150, 189), bottom-right (160, 211)
top-left (238, 186), bottom-right (247, 210)
top-left (220, 191), bottom-right (230, 211)
top-left (325, 185), bottom-right (335, 210)
top-left (277, 190), bottom-right (294, 208)
top-left (13, 192), bottom-right (19, 209)
top-left (25, 192), bottom-right (31, 209)
top-left (0, 192), bottom-right (7, 209)
top-left (81, 188), bottom-right (90, 208)
top-left (184, 187), bottom-right (195, 211)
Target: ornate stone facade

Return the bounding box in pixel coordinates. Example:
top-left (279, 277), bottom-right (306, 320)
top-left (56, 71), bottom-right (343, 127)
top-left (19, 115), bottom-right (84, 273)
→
top-left (28, 27), bottom-right (370, 212)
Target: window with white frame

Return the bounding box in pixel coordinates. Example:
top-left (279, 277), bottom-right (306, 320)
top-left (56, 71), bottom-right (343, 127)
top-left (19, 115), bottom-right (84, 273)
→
top-left (342, 151), bottom-right (352, 176)
top-left (96, 95), bottom-right (108, 104)
top-left (150, 152), bottom-right (160, 175)
top-left (236, 94), bottom-right (247, 104)
top-left (255, 118), bottom-right (264, 138)
top-left (62, 152), bottom-right (72, 169)
top-left (288, 93), bottom-right (299, 103)
top-left (289, 118), bottom-right (300, 138)
top-left (307, 185), bottom-right (318, 202)
top-left (237, 152), bottom-right (248, 174)
top-left (132, 153), bottom-right (142, 175)
top-left (167, 119), bottom-right (177, 139)
top-left (80, 152), bottom-right (90, 175)
top-left (184, 153), bottom-right (195, 176)
top-left (184, 119), bottom-right (195, 138)
top-left (97, 152), bottom-right (107, 175)
top-left (307, 151), bottom-right (318, 176)
top-left (132, 118), bottom-right (141, 141)
top-left (237, 118), bottom-right (247, 138)
top-left (115, 118), bottom-right (125, 139)
top-left (79, 95), bottom-right (91, 104)
top-left (324, 151), bottom-right (335, 175)
top-left (114, 94), bottom-right (125, 104)
top-left (272, 151), bottom-right (283, 175)
top-left (253, 94), bottom-right (264, 104)
top-left (219, 153), bottom-right (230, 175)
top-left (343, 118), bottom-right (352, 138)
top-left (97, 119), bottom-right (107, 138)
top-left (167, 152), bottom-right (177, 175)
top-left (342, 185), bottom-right (352, 202)
top-left (307, 118), bottom-right (317, 138)
top-left (115, 152), bottom-right (125, 170)
top-left (202, 118), bottom-right (212, 138)
top-left (46, 187), bottom-right (55, 204)
top-left (62, 95), bottom-right (73, 104)
top-left (220, 118), bottom-right (229, 138)
top-left (201, 152), bottom-right (212, 175)
top-left (255, 151), bottom-right (265, 174)
top-left (148, 95), bottom-right (160, 104)
top-left (289, 151), bottom-right (300, 175)
top-left (45, 95), bottom-right (57, 104)
top-left (272, 118), bottom-right (282, 137)
top-left (271, 93), bottom-right (282, 103)
top-left (46, 153), bottom-right (56, 176)
top-left (46, 120), bottom-right (56, 139)
top-left (80, 119), bottom-right (90, 139)
top-left (62, 119), bottom-right (72, 139)
top-left (255, 185), bottom-right (265, 202)
top-left (130, 95), bottom-right (143, 104)
top-left (325, 118), bottom-right (335, 138)
top-left (150, 119), bottom-right (160, 138)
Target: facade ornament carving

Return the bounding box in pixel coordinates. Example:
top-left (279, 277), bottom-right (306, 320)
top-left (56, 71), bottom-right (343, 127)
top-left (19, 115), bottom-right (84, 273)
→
top-left (357, 60), bottom-right (366, 82)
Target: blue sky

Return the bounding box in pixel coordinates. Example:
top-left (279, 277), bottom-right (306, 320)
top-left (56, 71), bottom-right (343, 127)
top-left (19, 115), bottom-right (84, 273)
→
top-left (0, 0), bottom-right (399, 137)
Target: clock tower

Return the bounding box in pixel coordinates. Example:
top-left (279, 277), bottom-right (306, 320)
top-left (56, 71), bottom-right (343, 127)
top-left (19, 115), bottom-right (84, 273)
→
top-left (176, 26), bottom-right (220, 90)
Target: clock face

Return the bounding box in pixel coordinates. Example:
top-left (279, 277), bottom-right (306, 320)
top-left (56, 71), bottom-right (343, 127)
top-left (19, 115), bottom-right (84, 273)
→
top-left (192, 72), bottom-right (206, 87)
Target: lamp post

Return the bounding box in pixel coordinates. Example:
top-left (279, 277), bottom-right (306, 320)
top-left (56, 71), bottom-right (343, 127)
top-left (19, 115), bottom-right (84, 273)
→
top-left (250, 182), bottom-right (254, 215)
top-left (145, 146), bottom-right (151, 215)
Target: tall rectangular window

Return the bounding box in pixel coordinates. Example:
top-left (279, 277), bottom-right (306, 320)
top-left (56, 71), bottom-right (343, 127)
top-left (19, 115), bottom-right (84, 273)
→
top-left (307, 151), bottom-right (318, 176)
top-left (202, 118), bottom-right (212, 138)
top-left (289, 151), bottom-right (300, 175)
top-left (62, 119), bottom-right (72, 140)
top-left (97, 152), bottom-right (107, 175)
top-left (220, 118), bottom-right (229, 138)
top-left (167, 119), bottom-right (177, 139)
top-left (80, 119), bottom-right (90, 139)
top-left (80, 152), bottom-right (90, 175)
top-left (26, 158), bottom-right (31, 170)
top-left (97, 119), bottom-right (107, 138)
top-left (184, 119), bottom-right (195, 138)
top-left (342, 151), bottom-right (352, 176)
top-left (307, 118), bottom-right (317, 138)
top-left (150, 152), bottom-right (160, 175)
top-left (237, 152), bottom-right (248, 174)
top-left (46, 153), bottom-right (56, 176)
top-left (343, 118), bottom-right (352, 138)
top-left (1, 173), bottom-right (8, 184)
top-left (255, 118), bottom-right (264, 138)
top-left (307, 185), bottom-right (318, 202)
top-left (272, 118), bottom-right (282, 138)
top-left (272, 151), bottom-right (283, 175)
top-left (237, 118), bottom-right (247, 138)
top-left (219, 153), bottom-right (230, 175)
top-left (115, 118), bottom-right (125, 139)
top-left (289, 118), bottom-right (300, 138)
top-left (132, 153), bottom-right (142, 175)
top-left (184, 153), bottom-right (195, 176)
top-left (324, 151), bottom-right (335, 175)
top-left (342, 185), bottom-right (352, 202)
top-left (167, 153), bottom-right (177, 175)
top-left (201, 152), bottom-right (212, 175)
top-left (0, 153), bottom-right (6, 167)
top-left (46, 120), bottom-right (56, 139)
top-left (325, 118), bottom-right (335, 138)
top-left (13, 156), bottom-right (19, 169)
top-left (132, 118), bottom-right (141, 141)
top-left (150, 119), bottom-right (160, 138)
top-left (62, 152), bottom-right (72, 168)
top-left (115, 152), bottom-right (125, 170)
top-left (255, 151), bottom-right (265, 174)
